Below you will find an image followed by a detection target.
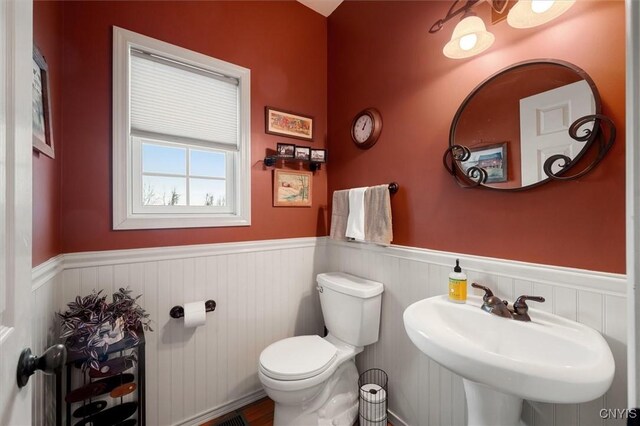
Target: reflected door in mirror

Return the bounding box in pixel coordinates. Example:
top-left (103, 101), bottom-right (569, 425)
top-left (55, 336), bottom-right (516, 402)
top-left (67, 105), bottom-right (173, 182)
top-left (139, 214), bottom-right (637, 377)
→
top-left (519, 80), bottom-right (595, 186)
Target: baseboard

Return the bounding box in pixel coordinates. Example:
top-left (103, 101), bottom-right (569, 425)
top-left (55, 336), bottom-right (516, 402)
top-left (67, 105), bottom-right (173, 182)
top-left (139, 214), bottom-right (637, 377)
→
top-left (175, 389), bottom-right (267, 426)
top-left (388, 409), bottom-right (409, 426)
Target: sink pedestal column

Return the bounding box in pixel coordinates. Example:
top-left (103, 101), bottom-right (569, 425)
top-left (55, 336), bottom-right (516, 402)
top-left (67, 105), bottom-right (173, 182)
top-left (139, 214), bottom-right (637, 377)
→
top-left (463, 379), bottom-right (523, 426)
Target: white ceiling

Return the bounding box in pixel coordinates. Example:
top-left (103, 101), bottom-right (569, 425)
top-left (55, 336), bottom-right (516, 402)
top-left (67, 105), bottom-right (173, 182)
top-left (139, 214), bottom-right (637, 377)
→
top-left (297, 0), bottom-right (344, 17)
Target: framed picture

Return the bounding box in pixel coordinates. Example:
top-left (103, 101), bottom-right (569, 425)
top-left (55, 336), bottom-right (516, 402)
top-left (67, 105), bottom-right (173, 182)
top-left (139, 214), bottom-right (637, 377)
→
top-left (310, 149), bottom-right (327, 163)
top-left (273, 170), bottom-right (312, 207)
top-left (294, 146), bottom-right (311, 161)
top-left (265, 106), bottom-right (314, 141)
top-left (460, 142), bottom-right (508, 183)
top-left (32, 46), bottom-right (55, 158)
top-left (276, 143), bottom-right (296, 158)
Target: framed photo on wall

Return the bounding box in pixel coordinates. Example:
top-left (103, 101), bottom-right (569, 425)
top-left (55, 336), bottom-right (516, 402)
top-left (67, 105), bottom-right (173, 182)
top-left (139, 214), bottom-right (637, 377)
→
top-left (273, 169), bottom-right (312, 207)
top-left (460, 142), bottom-right (508, 183)
top-left (294, 146), bottom-right (311, 161)
top-left (276, 143), bottom-right (296, 158)
top-left (32, 46), bottom-right (55, 159)
top-left (310, 149), bottom-right (327, 163)
top-left (265, 106), bottom-right (314, 141)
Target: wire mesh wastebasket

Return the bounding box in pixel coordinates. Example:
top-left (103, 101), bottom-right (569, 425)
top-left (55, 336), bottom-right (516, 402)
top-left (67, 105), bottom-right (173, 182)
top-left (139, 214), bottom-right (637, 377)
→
top-left (358, 368), bottom-right (388, 426)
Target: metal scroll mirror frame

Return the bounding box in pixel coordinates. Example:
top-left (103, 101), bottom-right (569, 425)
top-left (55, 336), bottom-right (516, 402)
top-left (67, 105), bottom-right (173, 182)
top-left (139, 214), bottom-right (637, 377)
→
top-left (443, 59), bottom-right (616, 190)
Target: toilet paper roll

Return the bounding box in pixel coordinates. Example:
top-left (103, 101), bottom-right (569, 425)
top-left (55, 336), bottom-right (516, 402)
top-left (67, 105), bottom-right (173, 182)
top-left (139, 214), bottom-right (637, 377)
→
top-left (359, 383), bottom-right (387, 423)
top-left (183, 301), bottom-right (207, 328)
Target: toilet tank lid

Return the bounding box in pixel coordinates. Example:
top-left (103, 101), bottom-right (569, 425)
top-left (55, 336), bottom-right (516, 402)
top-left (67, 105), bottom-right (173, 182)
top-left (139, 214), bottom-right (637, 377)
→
top-left (317, 272), bottom-right (384, 298)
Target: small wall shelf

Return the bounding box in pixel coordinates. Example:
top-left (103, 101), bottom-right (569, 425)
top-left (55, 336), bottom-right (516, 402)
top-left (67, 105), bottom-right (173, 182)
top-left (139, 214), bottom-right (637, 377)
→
top-left (264, 155), bottom-right (324, 172)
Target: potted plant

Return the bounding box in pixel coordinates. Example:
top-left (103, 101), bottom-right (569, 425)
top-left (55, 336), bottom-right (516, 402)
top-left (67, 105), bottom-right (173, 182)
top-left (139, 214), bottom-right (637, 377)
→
top-left (58, 287), bottom-right (152, 370)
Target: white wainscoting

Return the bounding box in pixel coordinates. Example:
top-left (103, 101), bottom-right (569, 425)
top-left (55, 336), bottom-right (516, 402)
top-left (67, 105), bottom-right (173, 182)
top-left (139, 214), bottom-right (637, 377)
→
top-left (31, 237), bottom-right (326, 426)
top-left (326, 240), bottom-right (627, 426)
top-left (31, 237), bottom-right (627, 426)
top-left (32, 255), bottom-right (64, 426)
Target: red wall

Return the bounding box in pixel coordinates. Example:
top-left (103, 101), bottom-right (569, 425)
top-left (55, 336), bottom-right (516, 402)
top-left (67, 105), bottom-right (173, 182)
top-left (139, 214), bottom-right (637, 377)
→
top-left (33, 0), bottom-right (63, 266)
top-left (327, 1), bottom-right (625, 273)
top-left (59, 1), bottom-right (328, 254)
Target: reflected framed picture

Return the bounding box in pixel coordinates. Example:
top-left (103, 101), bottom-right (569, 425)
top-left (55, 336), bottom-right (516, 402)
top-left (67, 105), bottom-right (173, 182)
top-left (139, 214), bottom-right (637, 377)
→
top-left (32, 46), bottom-right (55, 159)
top-left (460, 142), bottom-right (508, 183)
top-left (273, 169), bottom-right (312, 207)
top-left (276, 143), bottom-right (296, 158)
top-left (265, 106), bottom-right (314, 141)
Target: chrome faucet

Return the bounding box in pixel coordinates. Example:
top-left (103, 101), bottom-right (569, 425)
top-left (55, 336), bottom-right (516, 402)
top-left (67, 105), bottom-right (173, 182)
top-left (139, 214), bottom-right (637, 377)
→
top-left (471, 283), bottom-right (512, 319)
top-left (471, 283), bottom-right (545, 322)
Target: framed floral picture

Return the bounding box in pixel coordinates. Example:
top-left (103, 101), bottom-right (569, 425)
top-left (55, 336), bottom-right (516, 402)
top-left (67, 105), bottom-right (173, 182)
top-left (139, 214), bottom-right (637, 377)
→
top-left (265, 106), bottom-right (313, 141)
top-left (273, 169), bottom-right (312, 207)
top-left (32, 46), bottom-right (55, 158)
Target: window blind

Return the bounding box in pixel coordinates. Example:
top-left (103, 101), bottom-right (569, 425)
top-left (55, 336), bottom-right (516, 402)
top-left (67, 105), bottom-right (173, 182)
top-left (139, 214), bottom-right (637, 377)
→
top-left (130, 50), bottom-right (239, 147)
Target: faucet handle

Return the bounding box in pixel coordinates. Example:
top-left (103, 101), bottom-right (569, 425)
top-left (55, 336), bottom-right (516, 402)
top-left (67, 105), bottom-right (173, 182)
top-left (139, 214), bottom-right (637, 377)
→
top-left (513, 295), bottom-right (545, 315)
top-left (471, 283), bottom-right (494, 301)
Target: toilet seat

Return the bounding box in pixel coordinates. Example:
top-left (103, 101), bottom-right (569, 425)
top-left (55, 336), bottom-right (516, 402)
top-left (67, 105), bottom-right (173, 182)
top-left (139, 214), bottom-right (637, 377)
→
top-left (260, 335), bottom-right (337, 381)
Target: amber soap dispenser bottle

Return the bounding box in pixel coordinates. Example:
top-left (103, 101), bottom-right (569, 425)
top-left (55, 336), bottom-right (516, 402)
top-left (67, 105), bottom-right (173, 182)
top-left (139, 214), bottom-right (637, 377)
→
top-left (448, 259), bottom-right (467, 303)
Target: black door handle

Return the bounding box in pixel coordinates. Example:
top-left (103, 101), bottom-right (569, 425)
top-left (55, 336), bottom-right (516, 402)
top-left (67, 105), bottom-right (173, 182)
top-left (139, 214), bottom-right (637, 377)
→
top-left (16, 344), bottom-right (66, 388)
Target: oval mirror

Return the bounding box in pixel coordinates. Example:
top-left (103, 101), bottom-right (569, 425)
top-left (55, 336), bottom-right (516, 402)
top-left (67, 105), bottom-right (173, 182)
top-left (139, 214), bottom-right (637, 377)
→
top-left (450, 60), bottom-right (600, 190)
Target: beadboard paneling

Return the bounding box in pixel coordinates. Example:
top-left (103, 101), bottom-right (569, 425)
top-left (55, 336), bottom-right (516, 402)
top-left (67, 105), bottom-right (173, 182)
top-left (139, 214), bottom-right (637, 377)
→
top-left (32, 238), bottom-right (627, 426)
top-left (31, 256), bottom-right (63, 426)
top-left (326, 240), bottom-right (627, 426)
top-left (58, 238), bottom-right (325, 426)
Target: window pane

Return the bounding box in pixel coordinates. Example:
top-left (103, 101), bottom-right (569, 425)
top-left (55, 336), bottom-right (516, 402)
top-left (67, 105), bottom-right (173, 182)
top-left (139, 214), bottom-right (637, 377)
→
top-left (142, 143), bottom-right (186, 175)
top-left (142, 175), bottom-right (187, 205)
top-left (190, 178), bottom-right (226, 206)
top-left (190, 149), bottom-right (225, 178)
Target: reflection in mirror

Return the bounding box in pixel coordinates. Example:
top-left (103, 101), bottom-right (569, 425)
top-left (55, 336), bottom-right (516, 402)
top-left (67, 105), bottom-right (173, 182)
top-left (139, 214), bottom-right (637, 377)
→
top-left (449, 60), bottom-right (608, 190)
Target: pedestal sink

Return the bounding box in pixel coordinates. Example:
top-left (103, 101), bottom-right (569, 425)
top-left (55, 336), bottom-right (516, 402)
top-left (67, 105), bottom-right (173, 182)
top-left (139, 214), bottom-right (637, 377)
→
top-left (403, 295), bottom-right (615, 426)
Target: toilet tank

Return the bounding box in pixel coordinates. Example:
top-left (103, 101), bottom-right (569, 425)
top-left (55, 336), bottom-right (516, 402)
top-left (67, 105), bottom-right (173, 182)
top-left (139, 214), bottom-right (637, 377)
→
top-left (316, 272), bottom-right (384, 347)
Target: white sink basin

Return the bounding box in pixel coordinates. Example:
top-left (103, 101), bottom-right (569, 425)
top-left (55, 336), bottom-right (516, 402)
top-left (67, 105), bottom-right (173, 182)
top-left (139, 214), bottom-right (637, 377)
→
top-left (403, 295), bottom-right (615, 425)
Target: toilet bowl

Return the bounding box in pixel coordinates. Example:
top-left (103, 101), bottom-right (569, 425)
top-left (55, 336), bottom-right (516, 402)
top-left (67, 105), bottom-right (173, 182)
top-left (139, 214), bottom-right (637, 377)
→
top-left (258, 272), bottom-right (384, 426)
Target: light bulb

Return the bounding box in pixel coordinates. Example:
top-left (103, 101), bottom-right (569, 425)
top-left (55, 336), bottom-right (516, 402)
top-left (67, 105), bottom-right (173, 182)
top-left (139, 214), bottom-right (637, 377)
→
top-left (507, 0), bottom-right (575, 28)
top-left (531, 0), bottom-right (554, 14)
top-left (459, 33), bottom-right (478, 51)
top-left (443, 15), bottom-right (495, 59)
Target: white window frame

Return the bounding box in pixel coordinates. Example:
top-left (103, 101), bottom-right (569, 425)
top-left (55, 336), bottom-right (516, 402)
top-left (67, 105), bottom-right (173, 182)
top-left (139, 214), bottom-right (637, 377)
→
top-left (112, 26), bottom-right (251, 230)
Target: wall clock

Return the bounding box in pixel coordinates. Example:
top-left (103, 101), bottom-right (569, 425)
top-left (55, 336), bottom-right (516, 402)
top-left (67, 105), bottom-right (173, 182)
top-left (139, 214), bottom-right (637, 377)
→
top-left (351, 108), bottom-right (382, 149)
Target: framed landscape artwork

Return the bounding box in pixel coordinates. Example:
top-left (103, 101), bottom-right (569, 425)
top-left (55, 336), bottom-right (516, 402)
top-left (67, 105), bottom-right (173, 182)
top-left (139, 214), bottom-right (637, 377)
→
top-left (273, 169), bottom-right (312, 207)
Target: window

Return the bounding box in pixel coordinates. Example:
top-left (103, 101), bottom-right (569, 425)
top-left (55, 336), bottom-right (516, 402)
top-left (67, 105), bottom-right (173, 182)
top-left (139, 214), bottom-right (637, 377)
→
top-left (113, 27), bottom-right (250, 229)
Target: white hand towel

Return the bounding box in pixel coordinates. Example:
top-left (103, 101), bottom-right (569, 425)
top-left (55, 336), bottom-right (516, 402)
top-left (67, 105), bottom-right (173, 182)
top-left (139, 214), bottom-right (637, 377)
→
top-left (346, 187), bottom-right (367, 241)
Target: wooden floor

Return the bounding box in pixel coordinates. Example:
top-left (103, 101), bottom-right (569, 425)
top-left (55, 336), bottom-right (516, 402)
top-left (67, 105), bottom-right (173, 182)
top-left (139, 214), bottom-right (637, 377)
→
top-left (202, 397), bottom-right (275, 426)
top-left (202, 397), bottom-right (392, 426)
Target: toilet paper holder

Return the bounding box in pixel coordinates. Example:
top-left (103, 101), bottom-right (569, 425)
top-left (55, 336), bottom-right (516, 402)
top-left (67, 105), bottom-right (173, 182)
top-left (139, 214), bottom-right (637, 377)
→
top-left (170, 300), bottom-right (216, 319)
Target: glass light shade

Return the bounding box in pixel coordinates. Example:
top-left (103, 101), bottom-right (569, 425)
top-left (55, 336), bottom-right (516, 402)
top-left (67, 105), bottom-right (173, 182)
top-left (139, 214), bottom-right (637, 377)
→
top-left (507, 0), bottom-right (576, 28)
top-left (443, 16), bottom-right (495, 59)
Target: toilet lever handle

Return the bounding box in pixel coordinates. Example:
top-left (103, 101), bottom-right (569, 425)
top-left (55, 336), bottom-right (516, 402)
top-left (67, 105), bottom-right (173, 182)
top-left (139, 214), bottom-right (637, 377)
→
top-left (316, 285), bottom-right (324, 293)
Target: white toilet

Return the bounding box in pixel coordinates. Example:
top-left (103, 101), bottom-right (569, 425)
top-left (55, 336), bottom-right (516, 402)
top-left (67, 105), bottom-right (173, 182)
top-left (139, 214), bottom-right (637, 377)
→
top-left (258, 272), bottom-right (384, 426)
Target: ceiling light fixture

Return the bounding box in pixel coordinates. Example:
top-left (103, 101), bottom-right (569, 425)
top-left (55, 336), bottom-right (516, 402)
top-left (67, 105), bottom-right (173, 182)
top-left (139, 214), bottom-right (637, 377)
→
top-left (430, 0), bottom-right (503, 59)
top-left (507, 0), bottom-right (576, 28)
top-left (443, 11), bottom-right (495, 59)
top-left (431, 0), bottom-right (575, 59)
